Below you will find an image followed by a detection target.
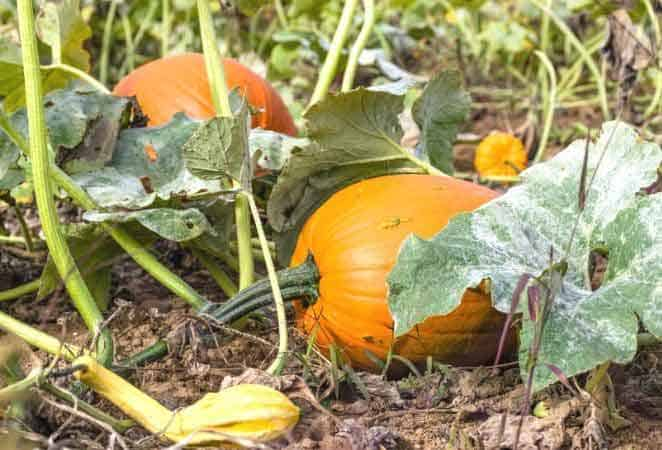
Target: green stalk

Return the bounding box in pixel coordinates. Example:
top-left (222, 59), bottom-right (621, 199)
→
top-left (197, 0), bottom-right (232, 117)
top-left (234, 193), bottom-right (254, 289)
top-left (40, 382), bottom-right (135, 433)
top-left (539, 0), bottom-right (552, 54)
top-left (99, 0), bottom-right (119, 86)
top-left (308, 0), bottom-right (360, 108)
top-left (44, 64), bottom-right (111, 94)
top-left (12, 205), bottom-right (34, 251)
top-left (341, 0), bottom-right (375, 92)
top-left (0, 311), bottom-right (80, 361)
top-left (533, 51), bottom-right (557, 164)
top-left (161, 0), bottom-right (170, 57)
top-left (50, 166), bottom-right (207, 310)
top-left (274, 0), bottom-right (288, 29)
top-left (246, 194), bottom-right (287, 374)
top-left (124, 256), bottom-right (320, 370)
top-left (189, 246), bottom-right (238, 297)
top-left (0, 279), bottom-right (40, 302)
top-left (197, 0), bottom-right (254, 289)
top-left (0, 368), bottom-right (41, 405)
top-left (17, 0), bottom-right (112, 366)
top-left (530, 0), bottom-right (610, 119)
top-left (0, 235), bottom-right (28, 246)
top-left (643, 0), bottom-right (661, 118)
top-left (120, 10), bottom-right (135, 74)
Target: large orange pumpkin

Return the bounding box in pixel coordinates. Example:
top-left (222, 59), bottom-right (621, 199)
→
top-left (213, 174), bottom-right (514, 372)
top-left (113, 53), bottom-right (297, 136)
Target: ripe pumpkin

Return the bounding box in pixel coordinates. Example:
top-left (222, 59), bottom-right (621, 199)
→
top-left (213, 174), bottom-right (514, 372)
top-left (113, 52), bottom-right (297, 136)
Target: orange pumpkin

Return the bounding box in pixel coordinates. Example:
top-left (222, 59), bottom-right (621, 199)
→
top-left (113, 53), bottom-right (297, 136)
top-left (289, 174), bottom-right (511, 370)
top-left (474, 132), bottom-right (527, 178)
top-left (213, 174), bottom-right (514, 372)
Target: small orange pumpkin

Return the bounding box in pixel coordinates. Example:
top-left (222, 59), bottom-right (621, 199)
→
top-left (113, 53), bottom-right (297, 136)
top-left (474, 132), bottom-right (527, 177)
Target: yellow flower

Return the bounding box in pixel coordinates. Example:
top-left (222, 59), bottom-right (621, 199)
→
top-left (73, 356), bottom-right (299, 447)
top-left (474, 132), bottom-right (528, 178)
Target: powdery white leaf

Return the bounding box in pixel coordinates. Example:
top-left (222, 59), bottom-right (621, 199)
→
top-left (388, 121), bottom-right (662, 390)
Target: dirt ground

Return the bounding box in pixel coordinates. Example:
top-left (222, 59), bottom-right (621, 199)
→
top-left (1, 235), bottom-right (661, 450)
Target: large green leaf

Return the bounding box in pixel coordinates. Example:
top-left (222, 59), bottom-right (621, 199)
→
top-left (182, 103), bottom-right (252, 190)
top-left (266, 87), bottom-right (426, 264)
top-left (2, 85), bottom-right (131, 172)
top-left (388, 121), bottom-right (662, 390)
top-left (412, 71), bottom-right (470, 174)
top-left (74, 113), bottom-right (225, 209)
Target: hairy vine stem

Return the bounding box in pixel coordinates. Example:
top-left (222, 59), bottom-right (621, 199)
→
top-left (16, 0), bottom-right (113, 365)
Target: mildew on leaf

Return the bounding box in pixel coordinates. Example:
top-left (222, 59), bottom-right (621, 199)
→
top-left (388, 121), bottom-right (662, 390)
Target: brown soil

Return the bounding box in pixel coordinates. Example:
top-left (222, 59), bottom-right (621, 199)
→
top-left (1, 243), bottom-right (661, 450)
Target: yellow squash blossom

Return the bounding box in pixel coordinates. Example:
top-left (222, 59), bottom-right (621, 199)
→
top-left (474, 132), bottom-right (528, 178)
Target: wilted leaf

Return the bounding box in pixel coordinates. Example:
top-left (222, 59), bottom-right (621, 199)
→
top-left (602, 9), bottom-right (654, 80)
top-left (84, 208), bottom-right (213, 242)
top-left (412, 71), bottom-right (470, 174)
top-left (1, 84), bottom-right (130, 172)
top-left (74, 113), bottom-right (227, 209)
top-left (36, 0), bottom-right (91, 69)
top-left (267, 88), bottom-right (425, 264)
top-left (388, 121), bottom-right (662, 390)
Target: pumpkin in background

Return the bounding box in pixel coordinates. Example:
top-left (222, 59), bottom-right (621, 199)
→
top-left (113, 53), bottom-right (297, 136)
top-left (214, 174), bottom-right (515, 373)
top-left (474, 132), bottom-right (527, 178)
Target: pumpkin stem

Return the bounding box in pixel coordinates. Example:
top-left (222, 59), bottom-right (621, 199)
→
top-left (202, 252), bottom-right (321, 322)
top-left (115, 254), bottom-right (320, 370)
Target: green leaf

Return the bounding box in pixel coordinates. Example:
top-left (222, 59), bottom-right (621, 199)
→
top-left (412, 71), bottom-right (470, 174)
top-left (0, 141), bottom-right (18, 181)
top-left (1, 85), bottom-right (130, 173)
top-left (269, 44), bottom-right (299, 79)
top-left (388, 121), bottom-right (662, 391)
top-left (74, 113), bottom-right (226, 209)
top-left (266, 88), bottom-right (425, 264)
top-left (182, 102), bottom-right (252, 189)
top-left (36, 0), bottom-right (91, 69)
top-left (84, 208), bottom-right (213, 242)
